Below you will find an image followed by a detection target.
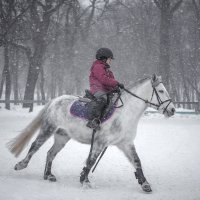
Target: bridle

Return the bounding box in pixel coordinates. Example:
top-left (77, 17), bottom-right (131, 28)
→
top-left (122, 81), bottom-right (172, 114)
top-left (149, 83), bottom-right (172, 114)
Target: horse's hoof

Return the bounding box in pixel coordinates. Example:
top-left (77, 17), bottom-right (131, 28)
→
top-left (14, 161), bottom-right (27, 170)
top-left (141, 181), bottom-right (152, 193)
top-left (44, 174), bottom-right (57, 182)
top-left (80, 175), bottom-right (85, 184)
top-left (82, 180), bottom-right (92, 189)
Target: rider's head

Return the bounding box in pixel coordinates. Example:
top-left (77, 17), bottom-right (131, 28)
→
top-left (96, 48), bottom-right (114, 64)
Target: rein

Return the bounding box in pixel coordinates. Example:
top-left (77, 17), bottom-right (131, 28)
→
top-left (122, 84), bottom-right (172, 114)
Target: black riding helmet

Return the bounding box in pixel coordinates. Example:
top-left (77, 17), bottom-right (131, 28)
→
top-left (96, 48), bottom-right (114, 60)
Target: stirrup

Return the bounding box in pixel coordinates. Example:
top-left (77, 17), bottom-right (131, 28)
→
top-left (86, 118), bottom-right (101, 130)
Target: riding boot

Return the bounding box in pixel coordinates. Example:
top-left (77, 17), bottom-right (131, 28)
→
top-left (86, 98), bottom-right (107, 130)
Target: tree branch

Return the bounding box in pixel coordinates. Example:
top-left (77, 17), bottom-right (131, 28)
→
top-left (0, 0), bottom-right (6, 23)
top-left (192, 0), bottom-right (200, 20)
top-left (153, 0), bottom-right (161, 10)
top-left (8, 41), bottom-right (32, 60)
top-left (190, 62), bottom-right (200, 77)
top-left (85, 0), bottom-right (97, 30)
top-left (117, 0), bottom-right (132, 11)
top-left (192, 0), bottom-right (198, 10)
top-left (116, 0), bottom-right (139, 20)
top-left (186, 78), bottom-right (200, 96)
top-left (0, 3), bottom-right (30, 43)
top-left (8, 5), bottom-right (30, 32)
top-left (44, 0), bottom-right (67, 16)
top-left (29, 1), bottom-right (40, 25)
top-left (78, 5), bottom-right (92, 20)
top-left (96, 0), bottom-right (110, 19)
top-left (170, 0), bottom-right (183, 14)
top-left (36, 0), bottom-right (46, 10)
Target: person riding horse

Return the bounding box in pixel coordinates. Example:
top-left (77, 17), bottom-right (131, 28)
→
top-left (86, 48), bottom-right (124, 130)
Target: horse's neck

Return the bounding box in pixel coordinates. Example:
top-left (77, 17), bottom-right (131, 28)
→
top-left (121, 80), bottom-right (152, 121)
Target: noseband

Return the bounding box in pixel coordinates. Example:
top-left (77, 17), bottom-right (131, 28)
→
top-left (123, 81), bottom-right (172, 114)
top-left (149, 84), bottom-right (172, 114)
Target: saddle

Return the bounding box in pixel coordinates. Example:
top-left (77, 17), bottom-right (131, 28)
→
top-left (70, 90), bottom-right (121, 123)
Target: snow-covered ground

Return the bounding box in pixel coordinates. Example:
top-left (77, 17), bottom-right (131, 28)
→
top-left (0, 106), bottom-right (200, 200)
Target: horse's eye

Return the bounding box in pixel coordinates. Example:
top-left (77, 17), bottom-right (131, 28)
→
top-left (159, 90), bottom-right (164, 93)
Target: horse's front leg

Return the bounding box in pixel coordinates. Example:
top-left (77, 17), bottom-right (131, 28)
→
top-left (80, 140), bottom-right (105, 187)
top-left (117, 142), bottom-right (152, 193)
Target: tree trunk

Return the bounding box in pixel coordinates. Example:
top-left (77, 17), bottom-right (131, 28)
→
top-left (23, 56), bottom-right (42, 109)
top-left (0, 68), bottom-right (6, 99)
top-left (155, 0), bottom-right (183, 90)
top-left (159, 7), bottom-right (171, 89)
top-left (58, 74), bottom-right (64, 96)
top-left (4, 44), bottom-right (11, 110)
top-left (13, 49), bottom-right (19, 105)
top-left (50, 65), bottom-right (56, 99)
top-left (40, 66), bottom-right (46, 105)
top-left (23, 37), bottom-right (46, 110)
top-left (36, 81), bottom-right (41, 105)
top-left (181, 66), bottom-right (190, 103)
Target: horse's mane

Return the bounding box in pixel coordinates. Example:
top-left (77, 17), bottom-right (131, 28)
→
top-left (127, 76), bottom-right (151, 89)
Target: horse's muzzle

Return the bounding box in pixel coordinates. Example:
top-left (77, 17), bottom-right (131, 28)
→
top-left (165, 107), bottom-right (175, 117)
top-left (171, 108), bottom-right (175, 115)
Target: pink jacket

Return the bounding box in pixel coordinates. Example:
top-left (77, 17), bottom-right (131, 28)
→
top-left (89, 60), bottom-right (119, 94)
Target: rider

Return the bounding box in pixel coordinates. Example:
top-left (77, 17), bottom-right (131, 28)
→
top-left (86, 47), bottom-right (124, 130)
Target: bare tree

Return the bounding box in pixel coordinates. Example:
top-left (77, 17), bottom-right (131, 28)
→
top-left (7, 0), bottom-right (67, 110)
top-left (0, 0), bottom-right (29, 109)
top-left (154, 0), bottom-right (183, 88)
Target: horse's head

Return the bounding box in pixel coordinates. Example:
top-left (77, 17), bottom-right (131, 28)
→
top-left (149, 74), bottom-right (175, 117)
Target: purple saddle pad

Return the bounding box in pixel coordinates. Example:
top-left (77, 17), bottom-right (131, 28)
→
top-left (70, 100), bottom-right (116, 123)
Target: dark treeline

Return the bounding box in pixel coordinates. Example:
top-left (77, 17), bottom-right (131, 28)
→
top-left (0, 0), bottom-right (200, 110)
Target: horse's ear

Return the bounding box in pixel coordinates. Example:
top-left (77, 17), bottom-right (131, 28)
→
top-left (158, 75), bottom-right (162, 81)
top-left (152, 74), bottom-right (157, 82)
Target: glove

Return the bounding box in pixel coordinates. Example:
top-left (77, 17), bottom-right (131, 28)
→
top-left (113, 87), bottom-right (121, 93)
top-left (118, 83), bottom-right (124, 89)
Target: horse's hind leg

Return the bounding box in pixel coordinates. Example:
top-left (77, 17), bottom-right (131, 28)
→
top-left (44, 128), bottom-right (70, 182)
top-left (117, 142), bottom-right (152, 193)
top-left (14, 123), bottom-right (56, 170)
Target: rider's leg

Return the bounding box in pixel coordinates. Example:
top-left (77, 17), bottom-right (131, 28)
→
top-left (86, 92), bottom-right (107, 130)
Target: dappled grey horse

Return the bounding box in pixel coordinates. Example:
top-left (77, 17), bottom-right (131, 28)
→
top-left (8, 74), bottom-right (175, 193)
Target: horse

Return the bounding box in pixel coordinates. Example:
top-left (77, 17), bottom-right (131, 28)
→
top-left (7, 74), bottom-right (175, 193)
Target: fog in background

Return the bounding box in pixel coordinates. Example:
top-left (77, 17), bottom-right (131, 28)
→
top-left (0, 0), bottom-right (200, 110)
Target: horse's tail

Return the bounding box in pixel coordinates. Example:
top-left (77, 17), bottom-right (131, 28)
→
top-left (7, 102), bottom-right (50, 157)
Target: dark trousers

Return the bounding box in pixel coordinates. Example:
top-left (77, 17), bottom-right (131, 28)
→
top-left (87, 91), bottom-right (107, 121)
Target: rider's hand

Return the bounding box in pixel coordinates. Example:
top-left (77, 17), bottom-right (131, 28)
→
top-left (118, 83), bottom-right (124, 89)
top-left (113, 87), bottom-right (120, 93)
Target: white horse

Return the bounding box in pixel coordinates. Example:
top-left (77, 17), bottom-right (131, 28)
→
top-left (8, 74), bottom-right (175, 193)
